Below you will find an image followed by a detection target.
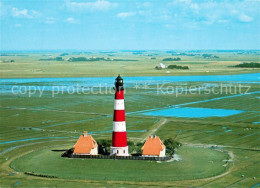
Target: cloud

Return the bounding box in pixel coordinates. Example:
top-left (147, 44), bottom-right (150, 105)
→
top-left (178, 0), bottom-right (191, 3)
top-left (136, 2), bottom-right (151, 8)
top-left (159, 10), bottom-right (171, 20)
top-left (142, 2), bottom-right (151, 7)
top-left (45, 17), bottom-right (56, 24)
top-left (12, 7), bottom-right (40, 19)
top-left (190, 3), bottom-right (199, 10)
top-left (170, 0), bottom-right (191, 5)
top-left (14, 24), bottom-right (22, 27)
top-left (117, 12), bottom-right (136, 18)
top-left (239, 13), bottom-right (253, 22)
top-left (12, 8), bottom-right (29, 17)
top-left (65, 17), bottom-right (78, 23)
top-left (167, 0), bottom-right (259, 26)
top-left (217, 19), bottom-right (229, 24)
top-left (0, 2), bottom-right (6, 16)
top-left (231, 9), bottom-right (237, 14)
top-left (65, 0), bottom-right (117, 11)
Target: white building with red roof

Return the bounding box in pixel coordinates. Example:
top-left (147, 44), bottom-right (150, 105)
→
top-left (73, 132), bottom-right (98, 155)
top-left (142, 136), bottom-right (166, 157)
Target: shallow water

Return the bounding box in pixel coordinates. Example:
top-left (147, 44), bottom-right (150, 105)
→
top-left (141, 107), bottom-right (244, 118)
top-left (0, 129), bottom-right (146, 145)
top-left (0, 137), bottom-right (70, 145)
top-left (127, 91), bottom-right (260, 116)
top-left (0, 73), bottom-right (259, 94)
top-left (1, 73), bottom-right (259, 84)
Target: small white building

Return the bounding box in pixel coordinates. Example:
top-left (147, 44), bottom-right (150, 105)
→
top-left (155, 63), bottom-right (167, 70)
top-left (159, 63), bottom-right (167, 69)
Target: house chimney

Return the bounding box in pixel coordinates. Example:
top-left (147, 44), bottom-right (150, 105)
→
top-left (83, 131), bottom-right (88, 137)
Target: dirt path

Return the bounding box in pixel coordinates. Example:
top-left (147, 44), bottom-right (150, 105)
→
top-left (183, 143), bottom-right (236, 186)
top-left (141, 118), bottom-right (168, 142)
top-left (202, 150), bottom-right (234, 182)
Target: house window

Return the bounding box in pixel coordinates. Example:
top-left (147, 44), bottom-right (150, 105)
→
top-left (117, 150), bottom-right (119, 154)
top-left (123, 150), bottom-right (125, 153)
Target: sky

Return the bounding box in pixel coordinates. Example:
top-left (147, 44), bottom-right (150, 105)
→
top-left (0, 0), bottom-right (259, 51)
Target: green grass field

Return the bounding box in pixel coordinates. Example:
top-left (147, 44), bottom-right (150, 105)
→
top-left (0, 51), bottom-right (260, 187)
top-left (10, 146), bottom-right (228, 182)
top-left (0, 51), bottom-right (259, 78)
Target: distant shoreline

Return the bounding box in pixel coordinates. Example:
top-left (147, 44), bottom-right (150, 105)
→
top-left (1, 49), bottom-right (260, 53)
top-left (1, 70), bottom-right (259, 79)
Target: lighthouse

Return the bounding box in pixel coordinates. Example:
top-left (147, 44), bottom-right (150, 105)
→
top-left (110, 75), bottom-right (129, 156)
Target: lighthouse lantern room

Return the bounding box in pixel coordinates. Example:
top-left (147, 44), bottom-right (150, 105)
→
top-left (110, 75), bottom-right (129, 156)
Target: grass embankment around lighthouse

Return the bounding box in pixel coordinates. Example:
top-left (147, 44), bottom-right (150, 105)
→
top-left (10, 145), bottom-right (229, 182)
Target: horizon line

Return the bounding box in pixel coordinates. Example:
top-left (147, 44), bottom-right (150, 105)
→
top-left (1, 49), bottom-right (260, 53)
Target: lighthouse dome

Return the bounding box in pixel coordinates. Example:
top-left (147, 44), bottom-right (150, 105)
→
top-left (116, 74), bottom-right (123, 83)
top-left (115, 74), bottom-right (124, 90)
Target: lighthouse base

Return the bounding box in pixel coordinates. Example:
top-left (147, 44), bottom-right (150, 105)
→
top-left (110, 146), bottom-right (129, 156)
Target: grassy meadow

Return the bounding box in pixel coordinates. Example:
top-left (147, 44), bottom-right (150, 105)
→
top-left (0, 51), bottom-right (259, 78)
top-left (0, 51), bottom-right (260, 187)
top-left (10, 146), bottom-right (228, 182)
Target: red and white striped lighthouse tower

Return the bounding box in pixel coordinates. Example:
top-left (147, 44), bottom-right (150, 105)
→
top-left (110, 75), bottom-right (129, 156)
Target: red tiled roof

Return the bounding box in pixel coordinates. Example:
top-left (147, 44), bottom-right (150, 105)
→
top-left (141, 136), bottom-right (165, 156)
top-left (73, 134), bottom-right (98, 154)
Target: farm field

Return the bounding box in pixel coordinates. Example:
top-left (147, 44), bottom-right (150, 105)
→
top-left (0, 51), bottom-right (259, 78)
top-left (0, 51), bottom-right (260, 187)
